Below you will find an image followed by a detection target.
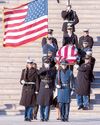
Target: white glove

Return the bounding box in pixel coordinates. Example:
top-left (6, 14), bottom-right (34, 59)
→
top-left (35, 91), bottom-right (38, 94)
top-left (74, 64), bottom-right (79, 69)
top-left (71, 88), bottom-right (75, 95)
top-left (71, 91), bottom-right (74, 96)
top-left (56, 84), bottom-right (61, 89)
top-left (21, 80), bottom-right (25, 85)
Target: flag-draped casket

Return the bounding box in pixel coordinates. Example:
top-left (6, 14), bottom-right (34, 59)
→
top-left (56, 44), bottom-right (78, 64)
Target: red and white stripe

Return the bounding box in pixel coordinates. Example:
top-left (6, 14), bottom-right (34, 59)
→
top-left (3, 4), bottom-right (48, 47)
top-left (56, 45), bottom-right (78, 64)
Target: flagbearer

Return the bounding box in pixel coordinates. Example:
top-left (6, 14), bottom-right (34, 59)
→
top-left (55, 60), bottom-right (75, 122)
top-left (20, 58), bottom-right (39, 122)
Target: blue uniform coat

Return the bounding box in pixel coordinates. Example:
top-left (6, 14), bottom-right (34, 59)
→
top-left (55, 69), bottom-right (75, 103)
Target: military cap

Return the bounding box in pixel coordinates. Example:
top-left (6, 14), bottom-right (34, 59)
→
top-left (84, 55), bottom-right (90, 60)
top-left (27, 57), bottom-right (34, 64)
top-left (83, 29), bottom-right (89, 32)
top-left (60, 59), bottom-right (69, 65)
top-left (48, 29), bottom-right (53, 34)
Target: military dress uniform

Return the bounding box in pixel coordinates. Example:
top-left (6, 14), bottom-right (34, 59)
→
top-left (37, 58), bottom-right (56, 121)
top-left (63, 33), bottom-right (79, 48)
top-left (20, 59), bottom-right (39, 121)
top-left (55, 60), bottom-right (75, 121)
top-left (61, 9), bottom-right (79, 33)
top-left (79, 28), bottom-right (94, 49)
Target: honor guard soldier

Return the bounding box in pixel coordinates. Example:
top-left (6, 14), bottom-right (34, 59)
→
top-left (63, 26), bottom-right (79, 48)
top-left (79, 29), bottom-right (94, 49)
top-left (41, 29), bottom-right (58, 50)
top-left (55, 60), bottom-right (75, 122)
top-left (20, 58), bottom-right (39, 122)
top-left (61, 4), bottom-right (79, 34)
top-left (37, 57), bottom-right (56, 121)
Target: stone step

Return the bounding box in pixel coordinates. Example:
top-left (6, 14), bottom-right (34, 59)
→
top-left (0, 98), bottom-right (99, 107)
top-left (0, 95), bottom-right (21, 100)
top-left (0, 52), bottom-right (42, 58)
top-left (48, 19), bottom-right (100, 24)
top-left (91, 84), bottom-right (100, 89)
top-left (49, 0), bottom-right (100, 5)
top-left (49, 10), bottom-right (100, 16)
top-left (0, 98), bottom-right (100, 111)
top-left (0, 93), bottom-right (97, 101)
top-left (0, 89), bottom-right (21, 94)
top-left (0, 78), bottom-right (99, 84)
top-left (0, 57), bottom-right (42, 63)
top-left (91, 88), bottom-right (100, 94)
top-left (0, 108), bottom-right (100, 116)
top-left (94, 72), bottom-right (100, 77)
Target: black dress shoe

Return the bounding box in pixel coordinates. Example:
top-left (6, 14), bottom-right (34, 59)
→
top-left (27, 119), bottom-right (31, 122)
top-left (44, 119), bottom-right (48, 122)
top-left (24, 118), bottom-right (28, 121)
top-left (78, 105), bottom-right (84, 110)
top-left (57, 118), bottom-right (61, 120)
top-left (61, 119), bottom-right (65, 122)
top-left (34, 116), bottom-right (37, 120)
top-left (83, 107), bottom-right (89, 110)
top-left (40, 119), bottom-right (44, 122)
top-left (65, 118), bottom-right (68, 122)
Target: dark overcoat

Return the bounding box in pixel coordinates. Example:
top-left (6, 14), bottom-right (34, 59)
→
top-left (61, 10), bottom-right (79, 32)
top-left (79, 35), bottom-right (94, 49)
top-left (75, 63), bottom-right (91, 95)
top-left (20, 67), bottom-right (39, 107)
top-left (90, 57), bottom-right (96, 82)
top-left (37, 67), bottom-right (56, 106)
top-left (63, 33), bottom-right (79, 48)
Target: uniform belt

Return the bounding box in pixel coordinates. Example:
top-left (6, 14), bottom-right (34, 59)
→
top-left (63, 20), bottom-right (74, 23)
top-left (41, 79), bottom-right (52, 83)
top-left (62, 84), bottom-right (70, 87)
top-left (25, 82), bottom-right (35, 85)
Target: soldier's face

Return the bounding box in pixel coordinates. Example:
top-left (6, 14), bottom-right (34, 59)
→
top-left (84, 32), bottom-right (89, 36)
top-left (61, 64), bottom-right (67, 69)
top-left (67, 29), bottom-right (72, 33)
top-left (48, 39), bottom-right (52, 44)
top-left (85, 59), bottom-right (90, 64)
top-left (27, 63), bottom-right (33, 69)
top-left (67, 6), bottom-right (71, 11)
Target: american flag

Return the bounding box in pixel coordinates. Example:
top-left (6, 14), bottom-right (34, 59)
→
top-left (56, 44), bottom-right (78, 64)
top-left (3, 0), bottom-right (48, 47)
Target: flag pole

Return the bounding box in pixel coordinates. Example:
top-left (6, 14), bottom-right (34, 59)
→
top-left (68, 0), bottom-right (71, 5)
